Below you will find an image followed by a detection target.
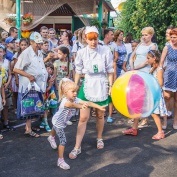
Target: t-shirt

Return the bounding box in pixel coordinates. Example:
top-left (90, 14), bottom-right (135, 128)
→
top-left (99, 41), bottom-right (118, 55)
top-left (54, 59), bottom-right (72, 84)
top-left (52, 97), bottom-right (80, 128)
top-left (72, 41), bottom-right (85, 53)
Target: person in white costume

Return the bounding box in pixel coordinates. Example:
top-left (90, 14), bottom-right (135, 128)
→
top-left (69, 26), bottom-right (114, 159)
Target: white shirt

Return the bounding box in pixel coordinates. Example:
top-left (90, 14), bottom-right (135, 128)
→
top-left (75, 45), bottom-right (114, 75)
top-left (72, 41), bottom-right (85, 53)
top-left (99, 41), bottom-right (118, 55)
top-left (52, 97), bottom-right (80, 129)
top-left (14, 45), bottom-right (48, 93)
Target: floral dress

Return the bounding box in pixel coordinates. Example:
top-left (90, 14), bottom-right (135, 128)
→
top-left (116, 42), bottom-right (127, 77)
top-left (163, 44), bottom-right (177, 92)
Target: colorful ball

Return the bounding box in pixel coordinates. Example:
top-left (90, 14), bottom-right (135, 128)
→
top-left (111, 71), bottom-right (161, 119)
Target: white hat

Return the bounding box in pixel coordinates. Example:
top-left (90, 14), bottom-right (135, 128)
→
top-left (85, 26), bottom-right (99, 35)
top-left (30, 32), bottom-right (43, 43)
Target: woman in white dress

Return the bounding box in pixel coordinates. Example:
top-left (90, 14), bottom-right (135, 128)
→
top-left (123, 27), bottom-right (157, 134)
top-left (69, 26), bottom-right (114, 159)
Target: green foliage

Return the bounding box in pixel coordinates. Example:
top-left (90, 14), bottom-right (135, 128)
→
top-left (90, 18), bottom-right (101, 29)
top-left (116, 0), bottom-right (177, 50)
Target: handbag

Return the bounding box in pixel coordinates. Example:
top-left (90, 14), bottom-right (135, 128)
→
top-left (21, 82), bottom-right (44, 117)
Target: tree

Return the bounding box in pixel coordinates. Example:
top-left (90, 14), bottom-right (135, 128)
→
top-left (116, 0), bottom-right (177, 50)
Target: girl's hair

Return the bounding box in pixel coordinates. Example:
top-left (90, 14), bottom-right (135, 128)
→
top-left (64, 30), bottom-right (73, 46)
top-left (45, 62), bottom-right (54, 70)
top-left (170, 28), bottom-right (177, 36)
top-left (147, 50), bottom-right (161, 63)
top-left (58, 46), bottom-right (70, 75)
top-left (78, 27), bottom-right (86, 43)
top-left (124, 32), bottom-right (133, 43)
top-left (17, 38), bottom-right (29, 57)
top-left (113, 30), bottom-right (124, 42)
top-left (141, 27), bottom-right (155, 35)
top-left (85, 32), bottom-right (98, 40)
top-left (58, 78), bottom-right (77, 101)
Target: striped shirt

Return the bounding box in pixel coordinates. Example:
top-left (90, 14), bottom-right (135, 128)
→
top-left (52, 97), bottom-right (80, 129)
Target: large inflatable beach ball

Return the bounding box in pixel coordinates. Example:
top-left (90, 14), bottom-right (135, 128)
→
top-left (111, 71), bottom-right (161, 119)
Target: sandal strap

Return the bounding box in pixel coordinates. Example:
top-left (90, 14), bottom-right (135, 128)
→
top-left (29, 131), bottom-right (37, 136)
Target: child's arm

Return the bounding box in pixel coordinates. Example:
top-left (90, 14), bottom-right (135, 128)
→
top-left (64, 101), bottom-right (85, 109)
top-left (79, 100), bottom-right (106, 111)
top-left (156, 68), bottom-right (164, 87)
top-left (4, 62), bottom-right (12, 89)
top-left (129, 50), bottom-right (136, 70)
top-left (1, 85), bottom-right (6, 106)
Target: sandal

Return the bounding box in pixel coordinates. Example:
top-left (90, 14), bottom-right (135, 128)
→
top-left (112, 109), bottom-right (117, 114)
top-left (31, 127), bottom-right (40, 132)
top-left (69, 147), bottom-right (81, 159)
top-left (24, 131), bottom-right (40, 138)
top-left (97, 139), bottom-right (104, 149)
top-left (152, 131), bottom-right (165, 140)
top-left (91, 110), bottom-right (96, 117)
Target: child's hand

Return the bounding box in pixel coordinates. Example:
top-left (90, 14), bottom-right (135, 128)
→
top-left (2, 99), bottom-right (6, 106)
top-left (98, 106), bottom-right (106, 112)
top-left (81, 102), bottom-right (88, 109)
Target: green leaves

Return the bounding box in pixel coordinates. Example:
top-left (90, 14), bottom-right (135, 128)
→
top-left (115, 0), bottom-right (177, 50)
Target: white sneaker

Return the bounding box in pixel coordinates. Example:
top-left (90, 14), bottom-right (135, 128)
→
top-left (66, 121), bottom-right (73, 126)
top-left (47, 136), bottom-right (57, 149)
top-left (57, 159), bottom-right (70, 170)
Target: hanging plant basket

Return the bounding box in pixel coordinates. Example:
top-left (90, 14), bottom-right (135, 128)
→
top-left (22, 20), bottom-right (32, 26)
top-left (3, 15), bottom-right (16, 26)
top-left (22, 13), bottom-right (34, 26)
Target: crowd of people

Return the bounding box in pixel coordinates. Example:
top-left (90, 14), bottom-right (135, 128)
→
top-left (0, 25), bottom-right (177, 170)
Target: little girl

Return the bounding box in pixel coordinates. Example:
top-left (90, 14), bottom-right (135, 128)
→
top-left (123, 50), bottom-right (167, 140)
top-left (54, 46), bottom-right (73, 125)
top-left (54, 46), bottom-right (72, 86)
top-left (47, 78), bottom-right (105, 170)
top-left (40, 62), bottom-right (58, 132)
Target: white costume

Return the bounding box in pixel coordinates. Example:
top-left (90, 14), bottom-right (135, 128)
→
top-left (75, 45), bottom-right (114, 103)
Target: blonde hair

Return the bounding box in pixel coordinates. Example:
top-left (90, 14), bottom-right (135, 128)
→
top-left (58, 79), bottom-right (77, 101)
top-left (141, 27), bottom-right (155, 35)
top-left (78, 27), bottom-right (86, 43)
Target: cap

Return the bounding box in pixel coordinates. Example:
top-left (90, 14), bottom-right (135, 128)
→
top-left (85, 26), bottom-right (99, 35)
top-left (5, 37), bottom-right (15, 44)
top-left (30, 32), bottom-right (43, 43)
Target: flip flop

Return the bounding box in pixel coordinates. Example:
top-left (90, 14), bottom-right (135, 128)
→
top-left (24, 131), bottom-right (40, 138)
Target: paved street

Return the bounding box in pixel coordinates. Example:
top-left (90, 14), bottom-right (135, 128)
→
top-left (0, 111), bottom-right (177, 177)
